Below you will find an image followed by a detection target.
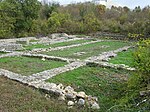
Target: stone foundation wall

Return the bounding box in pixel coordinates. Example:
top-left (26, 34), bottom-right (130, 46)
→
top-left (0, 44), bottom-right (23, 51)
top-left (89, 32), bottom-right (126, 40)
top-left (0, 37), bottom-right (36, 44)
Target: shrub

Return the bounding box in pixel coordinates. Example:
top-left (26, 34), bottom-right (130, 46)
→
top-left (134, 39), bottom-right (150, 83)
top-left (127, 33), bottom-right (144, 40)
top-left (117, 39), bottom-right (150, 111)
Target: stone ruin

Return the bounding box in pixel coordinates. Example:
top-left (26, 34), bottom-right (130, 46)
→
top-left (89, 32), bottom-right (126, 40)
top-left (49, 84), bottom-right (100, 109)
top-left (30, 33), bottom-right (83, 46)
top-left (0, 37), bottom-right (36, 51)
top-left (48, 33), bottom-right (68, 39)
top-left (48, 33), bottom-right (77, 39)
top-left (0, 44), bottom-right (23, 51)
top-left (0, 37), bottom-right (36, 44)
top-left (16, 39), bottom-right (29, 45)
top-left (0, 33), bottom-right (136, 110)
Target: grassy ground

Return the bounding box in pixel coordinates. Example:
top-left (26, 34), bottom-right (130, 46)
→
top-left (29, 39), bottom-right (39, 42)
top-left (0, 39), bottom-right (148, 111)
top-left (41, 41), bottom-right (130, 59)
top-left (0, 76), bottom-right (89, 112)
top-left (24, 39), bottom-right (91, 50)
top-left (47, 66), bottom-right (133, 112)
top-left (109, 49), bottom-right (135, 67)
top-left (0, 56), bottom-right (67, 76)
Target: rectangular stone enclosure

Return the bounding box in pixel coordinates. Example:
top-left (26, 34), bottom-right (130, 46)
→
top-left (0, 56), bottom-right (67, 76)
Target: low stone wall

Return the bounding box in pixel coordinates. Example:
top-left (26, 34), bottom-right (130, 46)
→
top-left (0, 69), bottom-right (27, 82)
top-left (86, 46), bottom-right (131, 62)
top-left (87, 62), bottom-right (135, 71)
top-left (89, 32), bottom-right (126, 40)
top-left (30, 40), bottom-right (101, 53)
top-left (26, 61), bottom-right (86, 82)
top-left (23, 53), bottom-right (79, 63)
top-left (85, 46), bottom-right (136, 71)
top-left (0, 65), bottom-right (100, 109)
top-left (0, 44), bottom-right (24, 51)
top-left (30, 37), bottom-right (83, 45)
top-left (0, 37), bottom-right (135, 110)
top-left (0, 52), bottom-right (23, 58)
top-left (0, 37), bottom-right (36, 44)
top-left (48, 33), bottom-right (69, 39)
top-left (16, 39), bottom-right (29, 45)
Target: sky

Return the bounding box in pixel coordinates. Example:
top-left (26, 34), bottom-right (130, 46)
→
top-left (40, 0), bottom-right (150, 9)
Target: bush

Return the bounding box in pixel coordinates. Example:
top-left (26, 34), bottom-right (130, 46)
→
top-left (61, 20), bottom-right (84, 34)
top-left (30, 19), bottom-right (48, 36)
top-left (134, 39), bottom-right (150, 81)
top-left (118, 39), bottom-right (150, 110)
top-left (83, 13), bottom-right (102, 33)
top-left (127, 33), bottom-right (144, 40)
top-left (47, 12), bottom-right (70, 33)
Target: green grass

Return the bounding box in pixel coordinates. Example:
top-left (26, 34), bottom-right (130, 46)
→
top-left (41, 41), bottom-right (130, 59)
top-left (29, 39), bottom-right (39, 42)
top-left (0, 56), bottom-right (67, 76)
top-left (109, 49), bottom-right (135, 67)
top-left (24, 39), bottom-right (91, 50)
top-left (47, 66), bottom-right (133, 112)
top-left (0, 76), bottom-right (88, 112)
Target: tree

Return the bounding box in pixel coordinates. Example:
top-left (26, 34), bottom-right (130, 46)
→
top-left (15, 0), bottom-right (41, 37)
top-left (134, 6), bottom-right (141, 12)
top-left (39, 2), bottom-right (59, 20)
top-left (83, 13), bottom-right (102, 33)
top-left (143, 21), bottom-right (150, 37)
top-left (96, 5), bottom-right (106, 15)
top-left (0, 0), bottom-right (16, 38)
top-left (47, 12), bottom-right (70, 33)
top-left (123, 6), bottom-right (130, 13)
top-left (134, 39), bottom-right (150, 84)
top-left (1, 0), bottom-right (41, 37)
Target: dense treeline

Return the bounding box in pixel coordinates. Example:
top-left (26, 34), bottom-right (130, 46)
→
top-left (0, 0), bottom-right (150, 38)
